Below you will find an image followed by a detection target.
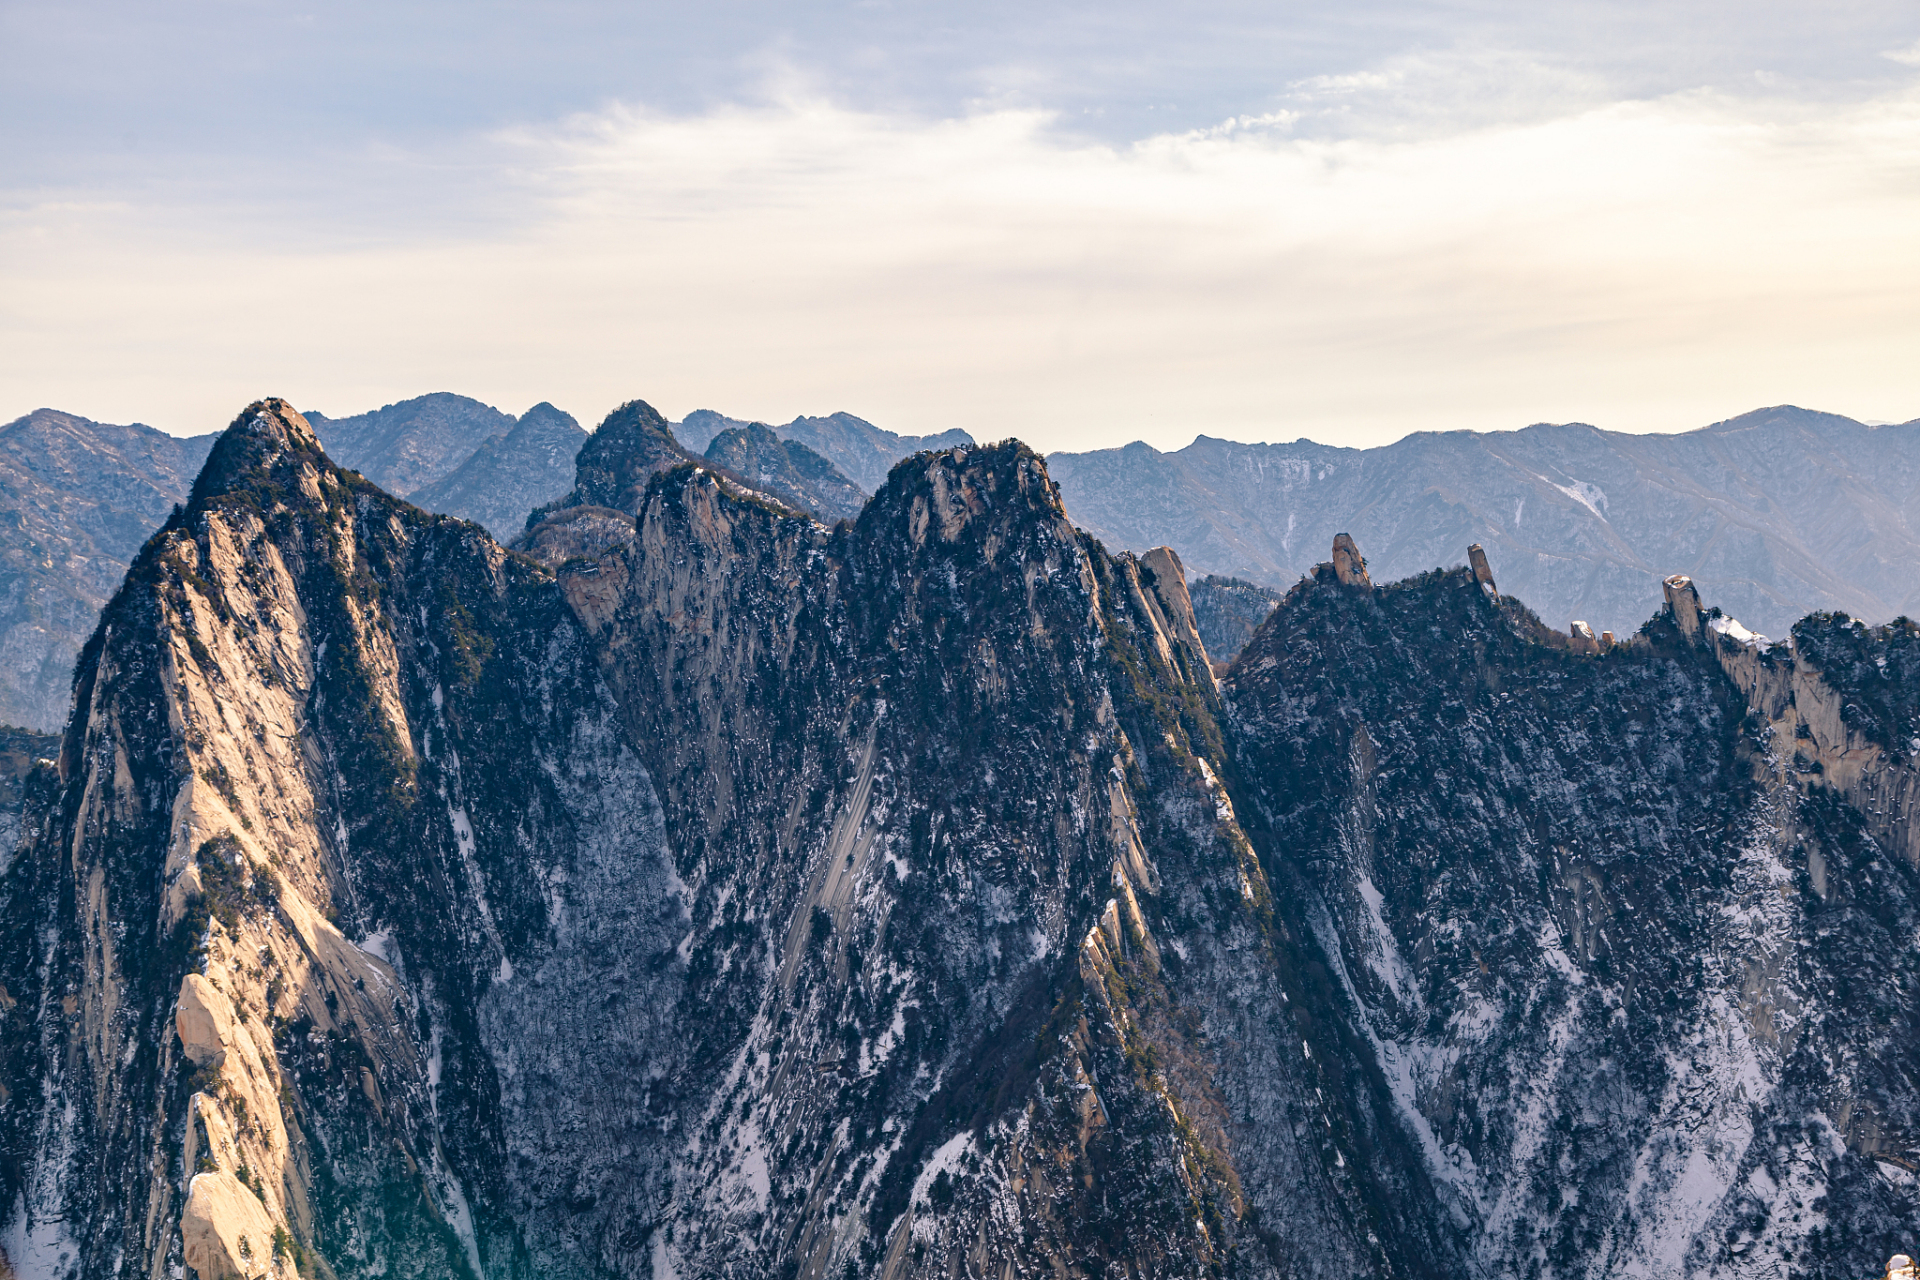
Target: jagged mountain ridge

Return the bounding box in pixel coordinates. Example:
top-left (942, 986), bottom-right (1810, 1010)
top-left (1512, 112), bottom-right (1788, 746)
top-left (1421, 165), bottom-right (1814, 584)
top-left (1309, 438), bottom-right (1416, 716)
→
top-left (3, 400), bottom-right (1919, 1279)
top-left (0, 408), bottom-right (218, 730)
top-left (2, 403), bottom-right (1367, 1278)
top-left (1048, 406), bottom-right (1920, 642)
top-left (1224, 558), bottom-right (1920, 1276)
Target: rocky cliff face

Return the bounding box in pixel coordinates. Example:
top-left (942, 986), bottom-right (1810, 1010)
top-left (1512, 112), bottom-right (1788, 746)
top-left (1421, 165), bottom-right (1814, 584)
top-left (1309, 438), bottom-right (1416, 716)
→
top-left (4, 404), bottom-right (1918, 1280)
top-left (527, 400), bottom-right (694, 531)
top-left (1, 404), bottom-right (1395, 1280)
top-left (1221, 547), bottom-right (1920, 1277)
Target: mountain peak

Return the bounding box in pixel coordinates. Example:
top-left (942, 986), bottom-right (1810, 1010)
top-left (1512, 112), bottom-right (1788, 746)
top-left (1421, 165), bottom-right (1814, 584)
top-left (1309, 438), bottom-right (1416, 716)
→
top-left (519, 400), bottom-right (575, 427)
top-left (862, 438), bottom-right (1066, 550)
top-left (568, 399), bottom-right (695, 514)
top-left (189, 398), bottom-right (326, 505)
top-left (702, 422), bottom-right (868, 523)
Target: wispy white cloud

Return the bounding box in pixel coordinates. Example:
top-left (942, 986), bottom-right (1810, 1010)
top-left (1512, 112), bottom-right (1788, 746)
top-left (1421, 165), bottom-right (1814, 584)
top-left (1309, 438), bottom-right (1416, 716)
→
top-left (1886, 39), bottom-right (1920, 68)
top-left (3, 82), bottom-right (1919, 448)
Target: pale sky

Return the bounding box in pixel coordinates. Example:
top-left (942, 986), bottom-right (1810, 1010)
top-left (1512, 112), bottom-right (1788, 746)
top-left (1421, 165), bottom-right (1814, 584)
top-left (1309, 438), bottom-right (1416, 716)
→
top-left (3, 1), bottom-right (1918, 450)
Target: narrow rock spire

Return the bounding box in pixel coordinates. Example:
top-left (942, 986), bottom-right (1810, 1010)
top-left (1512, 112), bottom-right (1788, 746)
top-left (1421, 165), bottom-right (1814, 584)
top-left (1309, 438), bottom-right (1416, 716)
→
top-left (1468, 543), bottom-right (1496, 595)
top-left (1331, 533), bottom-right (1371, 588)
top-left (1663, 574), bottom-right (1703, 640)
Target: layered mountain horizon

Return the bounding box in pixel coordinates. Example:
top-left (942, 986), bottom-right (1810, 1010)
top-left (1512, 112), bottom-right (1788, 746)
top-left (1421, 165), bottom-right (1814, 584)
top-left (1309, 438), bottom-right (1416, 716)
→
top-left (6, 396), bottom-right (1913, 734)
top-left (1049, 405), bottom-right (1920, 642)
top-left (3, 396), bottom-right (1918, 1279)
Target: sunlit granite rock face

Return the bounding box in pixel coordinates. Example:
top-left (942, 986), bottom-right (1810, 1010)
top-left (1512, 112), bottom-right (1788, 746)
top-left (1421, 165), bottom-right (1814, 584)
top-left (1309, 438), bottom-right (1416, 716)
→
top-left (4, 413), bottom-right (1919, 1280)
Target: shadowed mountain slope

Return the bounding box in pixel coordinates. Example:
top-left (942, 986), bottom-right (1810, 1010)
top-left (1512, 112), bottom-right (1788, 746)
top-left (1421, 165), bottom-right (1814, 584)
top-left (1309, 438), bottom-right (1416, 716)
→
top-left (1187, 574), bottom-right (1285, 666)
top-left (1222, 554), bottom-right (1920, 1277)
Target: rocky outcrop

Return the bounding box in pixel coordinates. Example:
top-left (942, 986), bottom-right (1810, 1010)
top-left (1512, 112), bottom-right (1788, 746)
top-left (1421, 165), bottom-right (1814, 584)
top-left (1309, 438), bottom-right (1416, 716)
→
top-left (524, 399), bottom-right (694, 534)
top-left (1467, 542), bottom-right (1496, 593)
top-left (181, 1170), bottom-right (280, 1279)
top-left (1330, 532), bottom-right (1370, 587)
top-left (1664, 574), bottom-right (1920, 874)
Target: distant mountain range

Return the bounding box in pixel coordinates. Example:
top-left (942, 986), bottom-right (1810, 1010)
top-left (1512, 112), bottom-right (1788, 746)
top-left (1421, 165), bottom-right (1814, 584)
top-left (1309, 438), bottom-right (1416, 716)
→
top-left (0, 395), bottom-right (583, 729)
top-left (310, 393), bottom-right (587, 539)
top-left (0, 410), bottom-right (217, 731)
top-left (408, 402), bottom-right (587, 539)
top-left (306, 392), bottom-right (518, 495)
top-left (6, 397), bottom-right (1915, 729)
top-left (1048, 406), bottom-right (1920, 642)
top-left (675, 409), bottom-right (974, 492)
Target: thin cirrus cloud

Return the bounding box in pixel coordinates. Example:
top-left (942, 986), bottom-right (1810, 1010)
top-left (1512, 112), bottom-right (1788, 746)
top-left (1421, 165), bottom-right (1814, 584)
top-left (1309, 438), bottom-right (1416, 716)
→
top-left (3, 60), bottom-right (1920, 450)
